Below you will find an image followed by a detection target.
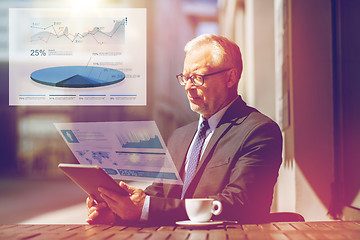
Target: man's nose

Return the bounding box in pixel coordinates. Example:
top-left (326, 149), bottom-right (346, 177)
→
top-left (184, 78), bottom-right (195, 90)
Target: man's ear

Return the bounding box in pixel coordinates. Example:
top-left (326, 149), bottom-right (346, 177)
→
top-left (226, 68), bottom-right (238, 88)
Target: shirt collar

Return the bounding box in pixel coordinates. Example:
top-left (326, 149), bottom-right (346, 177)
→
top-left (198, 96), bottom-right (239, 131)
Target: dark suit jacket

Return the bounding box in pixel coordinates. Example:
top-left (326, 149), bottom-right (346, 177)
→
top-left (144, 97), bottom-right (282, 224)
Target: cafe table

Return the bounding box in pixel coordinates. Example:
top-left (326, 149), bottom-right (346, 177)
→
top-left (0, 221), bottom-right (359, 240)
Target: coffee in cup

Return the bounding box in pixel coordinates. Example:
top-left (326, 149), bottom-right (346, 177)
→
top-left (185, 198), bottom-right (222, 222)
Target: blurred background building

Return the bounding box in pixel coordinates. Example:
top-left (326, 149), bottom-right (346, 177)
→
top-left (0, 0), bottom-right (359, 223)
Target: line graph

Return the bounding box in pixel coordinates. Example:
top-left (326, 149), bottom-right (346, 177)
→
top-left (9, 8), bottom-right (146, 106)
top-left (117, 131), bottom-right (163, 150)
top-left (30, 18), bottom-right (127, 45)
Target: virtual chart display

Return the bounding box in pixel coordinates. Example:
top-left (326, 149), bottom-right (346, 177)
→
top-left (9, 8), bottom-right (146, 105)
top-left (55, 121), bottom-right (183, 185)
top-left (30, 66), bottom-right (125, 88)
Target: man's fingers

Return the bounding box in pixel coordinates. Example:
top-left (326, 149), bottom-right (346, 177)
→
top-left (99, 191), bottom-right (132, 214)
top-left (86, 195), bottom-right (99, 209)
top-left (96, 184), bottom-right (144, 222)
top-left (88, 206), bottom-right (97, 215)
top-left (119, 181), bottom-right (128, 190)
top-left (98, 187), bottom-right (130, 201)
top-left (100, 192), bottom-right (124, 209)
top-left (88, 209), bottom-right (99, 219)
top-left (121, 181), bottom-right (140, 195)
top-left (88, 202), bottom-right (107, 214)
top-left (98, 187), bottom-right (131, 211)
top-left (86, 209), bottom-right (100, 224)
top-left (86, 196), bottom-right (93, 208)
top-left (119, 181), bottom-right (134, 194)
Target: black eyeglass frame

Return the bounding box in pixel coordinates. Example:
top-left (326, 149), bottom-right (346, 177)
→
top-left (176, 68), bottom-right (231, 86)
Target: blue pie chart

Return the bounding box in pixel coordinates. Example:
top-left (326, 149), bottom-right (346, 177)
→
top-left (30, 66), bottom-right (125, 88)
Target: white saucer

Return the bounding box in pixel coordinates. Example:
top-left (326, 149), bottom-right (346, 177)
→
top-left (176, 220), bottom-right (224, 228)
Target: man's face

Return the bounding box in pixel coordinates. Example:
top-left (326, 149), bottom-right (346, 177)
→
top-left (183, 44), bottom-right (232, 119)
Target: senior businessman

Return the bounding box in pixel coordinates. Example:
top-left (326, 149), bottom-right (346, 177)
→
top-left (87, 34), bottom-right (283, 224)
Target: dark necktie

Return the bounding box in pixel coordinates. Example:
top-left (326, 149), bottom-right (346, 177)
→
top-left (181, 120), bottom-right (209, 199)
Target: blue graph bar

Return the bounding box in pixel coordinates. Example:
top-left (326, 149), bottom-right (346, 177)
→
top-left (117, 169), bottom-right (177, 180)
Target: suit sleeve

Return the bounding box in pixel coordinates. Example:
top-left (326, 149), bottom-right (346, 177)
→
top-left (143, 183), bottom-right (188, 224)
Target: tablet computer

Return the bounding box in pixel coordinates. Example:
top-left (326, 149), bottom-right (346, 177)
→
top-left (58, 163), bottom-right (128, 202)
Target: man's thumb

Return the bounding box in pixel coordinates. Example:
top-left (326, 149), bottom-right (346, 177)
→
top-left (119, 181), bottom-right (134, 194)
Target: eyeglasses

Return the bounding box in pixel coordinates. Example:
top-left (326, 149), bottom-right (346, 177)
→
top-left (176, 68), bottom-right (231, 86)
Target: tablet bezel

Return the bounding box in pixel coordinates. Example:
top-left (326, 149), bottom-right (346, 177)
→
top-left (58, 163), bottom-right (128, 202)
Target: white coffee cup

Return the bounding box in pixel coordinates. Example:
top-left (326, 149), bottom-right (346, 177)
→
top-left (185, 198), bottom-right (222, 222)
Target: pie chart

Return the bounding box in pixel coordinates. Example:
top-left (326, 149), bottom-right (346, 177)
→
top-left (30, 66), bottom-right (125, 88)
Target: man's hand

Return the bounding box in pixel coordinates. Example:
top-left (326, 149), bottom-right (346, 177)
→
top-left (98, 181), bottom-right (146, 222)
top-left (86, 195), bottom-right (115, 225)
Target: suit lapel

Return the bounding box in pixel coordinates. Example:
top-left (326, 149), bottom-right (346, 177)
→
top-left (195, 97), bottom-right (252, 175)
top-left (169, 97), bottom-right (255, 197)
top-left (198, 121), bottom-right (231, 167)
